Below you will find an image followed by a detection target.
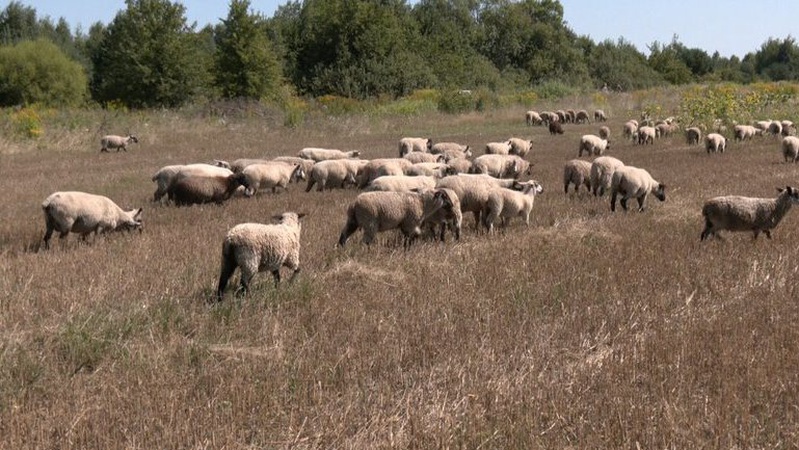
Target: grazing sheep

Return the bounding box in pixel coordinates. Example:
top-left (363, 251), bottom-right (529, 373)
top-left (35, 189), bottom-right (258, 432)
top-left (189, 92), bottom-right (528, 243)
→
top-left (445, 158), bottom-right (473, 174)
top-left (563, 159), bottom-right (592, 194)
top-left (217, 212), bottom-right (305, 300)
top-left (594, 110), bottom-right (607, 122)
top-left (575, 110), bottom-right (591, 124)
top-left (578, 134), bottom-right (610, 157)
top-left (273, 156), bottom-right (315, 177)
top-left (733, 124), bottom-right (761, 142)
top-left (213, 158), bottom-right (271, 173)
top-left (589, 156), bottom-right (624, 197)
top-left (42, 191), bottom-right (142, 249)
top-left (430, 142), bottom-right (472, 160)
top-left (508, 138), bottom-right (533, 157)
top-left (540, 111), bottom-right (558, 125)
top-left (305, 159), bottom-right (366, 192)
top-left (526, 111), bottom-right (543, 126)
top-left (167, 173), bottom-right (247, 206)
top-left (239, 162), bottom-right (304, 196)
top-left (566, 109), bottom-right (576, 123)
top-left (685, 127), bottom-right (702, 145)
top-left (610, 166), bottom-right (666, 212)
top-left (365, 175), bottom-right (437, 192)
top-left (549, 121), bottom-right (564, 135)
top-left (483, 180), bottom-right (544, 233)
top-left (623, 121), bottom-right (638, 141)
top-left (338, 189), bottom-right (452, 248)
top-left (655, 123), bottom-right (678, 138)
top-left (556, 110), bottom-right (567, 123)
top-left (485, 141), bottom-right (512, 155)
top-left (754, 120), bottom-right (772, 132)
top-left (100, 134), bottom-right (138, 153)
top-left (298, 148), bottom-right (361, 162)
top-left (357, 158), bottom-right (414, 188)
top-left (436, 174), bottom-right (519, 229)
top-left (768, 121), bottom-right (783, 137)
top-left (637, 126), bottom-right (656, 145)
top-left (420, 187), bottom-right (462, 242)
top-left (403, 151), bottom-right (443, 164)
top-left (705, 133), bottom-right (726, 154)
top-left (471, 154), bottom-right (532, 179)
top-left (700, 187), bottom-right (799, 241)
top-left (406, 162), bottom-right (448, 177)
top-left (398, 137), bottom-right (432, 156)
top-left (598, 126), bottom-right (611, 140)
top-left (151, 164), bottom-right (234, 202)
top-left (781, 136), bottom-right (799, 163)
top-left (781, 120), bottom-right (795, 136)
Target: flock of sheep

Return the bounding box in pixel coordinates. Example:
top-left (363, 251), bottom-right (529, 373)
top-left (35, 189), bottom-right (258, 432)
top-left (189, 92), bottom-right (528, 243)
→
top-left (39, 114), bottom-right (799, 300)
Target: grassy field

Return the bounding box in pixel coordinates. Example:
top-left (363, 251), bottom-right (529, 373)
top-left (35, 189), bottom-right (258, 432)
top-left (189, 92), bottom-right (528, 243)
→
top-left (2, 95), bottom-right (799, 448)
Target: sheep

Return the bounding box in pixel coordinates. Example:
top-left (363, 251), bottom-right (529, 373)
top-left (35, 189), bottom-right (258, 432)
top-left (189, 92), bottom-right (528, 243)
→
top-left (575, 110), bottom-right (591, 124)
top-left (655, 123), bottom-right (677, 138)
top-left (705, 133), bottom-right (726, 154)
top-left (419, 187), bottom-right (462, 242)
top-left (781, 120), bottom-right (795, 136)
top-left (556, 110), bottom-right (567, 123)
top-left (609, 166), bottom-right (666, 212)
top-left (213, 158), bottom-right (271, 173)
top-left (398, 137), bottom-right (432, 157)
top-left (508, 138), bottom-right (533, 157)
top-left (445, 158), bottom-right (472, 174)
top-left (549, 121), bottom-right (564, 135)
top-left (526, 111), bottom-right (543, 126)
top-left (436, 174), bottom-right (519, 229)
top-left (598, 126), bottom-right (611, 140)
top-left (100, 134), bottom-right (138, 153)
top-left (781, 136), bottom-right (799, 163)
top-left (216, 212), bottom-right (305, 301)
top-left (578, 134), bottom-right (610, 157)
top-left (41, 191), bottom-right (142, 249)
top-left (566, 109), bottom-right (576, 123)
top-left (167, 172), bottom-right (247, 206)
top-left (623, 121), bottom-right (638, 141)
top-left (483, 180), bottom-right (544, 233)
top-left (305, 159), bottom-right (366, 192)
top-left (471, 154), bottom-right (532, 179)
top-left (273, 156), bottom-right (315, 177)
top-left (754, 120), bottom-right (772, 132)
top-left (337, 189), bottom-right (453, 248)
top-left (733, 124), bottom-right (760, 142)
top-left (485, 141), bottom-right (512, 155)
top-left (239, 162), bottom-right (305, 196)
top-left (637, 126), bottom-right (656, 145)
top-left (357, 158), bottom-right (414, 188)
top-left (430, 142), bottom-right (472, 160)
top-left (406, 162), bottom-right (448, 177)
top-left (563, 159), bottom-right (592, 194)
top-left (151, 163), bottom-right (234, 202)
top-left (365, 175), bottom-right (437, 192)
top-left (540, 111), bottom-right (558, 125)
top-left (298, 147), bottom-right (361, 162)
top-left (403, 151), bottom-right (443, 164)
top-left (768, 121), bottom-right (783, 137)
top-left (685, 127), bottom-right (702, 145)
top-left (594, 109), bottom-right (607, 122)
top-left (700, 187), bottom-right (799, 241)
top-left (589, 156), bottom-right (624, 197)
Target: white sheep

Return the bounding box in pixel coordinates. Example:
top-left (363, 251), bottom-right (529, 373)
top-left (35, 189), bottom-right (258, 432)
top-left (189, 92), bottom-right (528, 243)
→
top-left (337, 189), bottom-right (453, 248)
top-left (700, 187), bottom-right (799, 240)
top-left (768, 121), bottom-right (783, 137)
top-left (445, 158), bottom-right (472, 174)
top-left (563, 159), bottom-right (592, 194)
top-left (470, 154), bottom-right (531, 179)
top-left (637, 126), bottom-right (656, 145)
top-left (298, 147), bottom-right (361, 162)
top-left (590, 156), bottom-right (624, 197)
top-left (100, 134), bottom-right (138, 153)
top-left (508, 138), bottom-right (533, 157)
top-left (216, 212), bottom-right (305, 300)
top-left (623, 121), bottom-right (638, 141)
top-left (781, 120), bottom-right (795, 136)
top-left (403, 151), bottom-right (443, 164)
top-left (239, 162), bottom-right (304, 196)
top-left (575, 110), bottom-right (591, 124)
top-left (594, 110), bottom-right (607, 122)
top-left (430, 142), bottom-right (472, 160)
top-left (305, 159), bottom-right (366, 192)
top-left (365, 175), bottom-right (437, 192)
top-left (754, 120), bottom-right (772, 132)
top-left (598, 126), bottom-right (611, 140)
top-left (398, 137), bottom-right (432, 156)
top-left (705, 133), bottom-right (726, 154)
top-left (214, 158), bottom-right (271, 173)
top-left (436, 174), bottom-right (519, 229)
top-left (781, 136), bottom-right (799, 163)
top-left (42, 191), bottom-right (142, 249)
top-left (578, 134), bottom-right (610, 157)
top-left (406, 162), bottom-right (448, 177)
top-left (482, 180), bottom-right (544, 233)
top-left (526, 111), bottom-right (543, 126)
top-left (685, 127), bottom-right (702, 145)
top-left (733, 125), bottom-right (760, 142)
top-left (357, 158), bottom-right (414, 188)
top-left (419, 187), bottom-right (462, 242)
top-left (610, 166), bottom-right (666, 212)
top-left (273, 156), bottom-right (315, 176)
top-left (484, 141), bottom-right (512, 155)
top-left (151, 163), bottom-right (234, 202)
top-left (540, 111), bottom-right (558, 125)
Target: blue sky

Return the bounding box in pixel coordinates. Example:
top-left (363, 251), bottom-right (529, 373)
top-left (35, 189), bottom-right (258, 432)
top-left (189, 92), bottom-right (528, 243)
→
top-left (8, 0), bottom-right (799, 58)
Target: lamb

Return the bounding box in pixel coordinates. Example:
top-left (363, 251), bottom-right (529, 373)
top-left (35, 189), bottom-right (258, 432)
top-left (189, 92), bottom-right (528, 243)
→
top-left (100, 134), bottom-right (138, 152)
top-left (637, 126), bottom-right (656, 145)
top-left (365, 175), bottom-right (437, 192)
top-left (445, 158), bottom-right (472, 174)
top-left (685, 127), bottom-right (702, 145)
top-left (575, 110), bottom-right (591, 124)
top-left (594, 110), bottom-right (607, 122)
top-left (705, 133), bottom-right (726, 154)
top-left (273, 156), bottom-right (315, 177)
top-left (430, 142), bottom-right (472, 160)
top-left (403, 151), bottom-right (443, 164)
top-left (357, 158), bottom-right (414, 188)
top-left (578, 134), bottom-right (610, 157)
top-left (239, 162), bottom-right (305, 196)
top-left (216, 212), bottom-right (305, 301)
top-left (781, 136), bottom-right (799, 163)
top-left (623, 121), bottom-right (638, 141)
top-left (482, 180), bottom-right (544, 233)
top-left (305, 159), bottom-right (366, 192)
top-left (419, 187), bottom-right (462, 242)
top-left (589, 156), bottom-right (624, 197)
top-left (406, 162), bottom-right (448, 177)
top-left (167, 173), bottom-right (247, 206)
top-left (484, 141), bottom-right (512, 155)
top-left (610, 166), bottom-right (666, 212)
top-left (151, 163), bottom-right (234, 202)
top-left (549, 121), bottom-right (564, 135)
top-left (563, 159), bottom-right (592, 194)
top-left (337, 189), bottom-right (453, 248)
top-left (298, 147), bottom-right (361, 162)
top-left (526, 111), bottom-right (543, 126)
top-left (398, 137), bottom-right (432, 156)
top-left (41, 191), bottom-right (142, 249)
top-left (508, 138), bottom-right (533, 157)
top-left (733, 124), bottom-right (760, 142)
top-left (598, 126), bottom-right (611, 140)
top-left (470, 154), bottom-right (532, 179)
top-left (700, 187), bottom-right (799, 241)
top-left (436, 174), bottom-right (519, 229)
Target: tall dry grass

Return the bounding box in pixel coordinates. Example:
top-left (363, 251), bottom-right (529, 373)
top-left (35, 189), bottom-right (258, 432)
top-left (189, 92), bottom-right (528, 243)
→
top-left (2, 96), bottom-right (799, 448)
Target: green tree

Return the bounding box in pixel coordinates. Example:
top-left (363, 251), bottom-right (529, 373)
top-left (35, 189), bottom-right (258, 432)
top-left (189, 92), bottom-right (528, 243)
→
top-left (647, 40), bottom-right (692, 84)
top-left (214, 0), bottom-right (282, 100)
top-left (754, 37), bottom-right (799, 81)
top-left (90, 0), bottom-right (207, 108)
top-left (0, 1), bottom-right (37, 44)
top-left (587, 38), bottom-right (664, 91)
top-left (0, 38), bottom-right (87, 106)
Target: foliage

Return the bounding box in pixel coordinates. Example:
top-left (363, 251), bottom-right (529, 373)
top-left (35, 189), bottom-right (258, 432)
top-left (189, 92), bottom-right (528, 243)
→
top-left (679, 82), bottom-right (799, 127)
top-left (533, 79), bottom-right (578, 99)
top-left (588, 38), bottom-right (664, 91)
top-left (0, 39), bottom-right (87, 107)
top-left (9, 106), bottom-right (45, 138)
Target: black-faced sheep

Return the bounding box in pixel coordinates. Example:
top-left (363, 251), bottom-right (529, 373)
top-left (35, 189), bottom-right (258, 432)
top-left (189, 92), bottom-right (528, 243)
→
top-left (637, 126), bottom-right (656, 145)
top-left (575, 110), bottom-right (591, 124)
top-left (589, 156), bottom-right (624, 197)
top-left (436, 174), bottom-right (519, 229)
top-left (526, 111), bottom-right (543, 126)
top-left (152, 164), bottom-right (234, 202)
top-left (549, 121), bottom-right (564, 135)
top-left (484, 141), bottom-right (512, 155)
top-left (471, 154), bottom-right (532, 179)
top-left (598, 126), bottom-right (611, 140)
top-left (685, 127), bottom-right (702, 145)
top-left (42, 191), bottom-right (142, 249)
top-left (305, 159), bottom-right (365, 192)
top-left (357, 158), bottom-right (414, 188)
top-left (100, 134), bottom-right (138, 152)
top-left (398, 137), bottom-right (432, 156)
top-left (167, 173), bottom-right (247, 206)
top-left (700, 187), bottom-right (799, 241)
top-left (508, 138), bottom-right (533, 157)
top-left (610, 166), bottom-right (666, 212)
top-left (430, 142), bottom-right (472, 160)
top-left (705, 133), bottom-right (726, 154)
top-left (563, 159), bottom-right (592, 194)
top-left (239, 162), bottom-right (305, 196)
top-left (594, 110), bottom-right (607, 122)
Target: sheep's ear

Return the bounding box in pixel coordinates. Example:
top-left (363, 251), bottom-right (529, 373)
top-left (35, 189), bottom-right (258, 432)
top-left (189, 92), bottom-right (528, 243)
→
top-left (297, 213), bottom-right (307, 220)
top-left (133, 208), bottom-right (143, 220)
top-left (271, 214), bottom-right (284, 222)
top-left (777, 187), bottom-right (786, 193)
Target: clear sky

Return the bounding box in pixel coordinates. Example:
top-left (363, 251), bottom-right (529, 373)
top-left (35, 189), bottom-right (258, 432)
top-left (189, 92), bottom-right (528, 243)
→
top-left (8, 0), bottom-right (799, 59)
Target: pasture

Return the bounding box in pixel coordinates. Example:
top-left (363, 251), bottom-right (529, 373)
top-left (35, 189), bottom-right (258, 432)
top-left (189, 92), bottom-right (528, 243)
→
top-left (2, 98), bottom-right (799, 448)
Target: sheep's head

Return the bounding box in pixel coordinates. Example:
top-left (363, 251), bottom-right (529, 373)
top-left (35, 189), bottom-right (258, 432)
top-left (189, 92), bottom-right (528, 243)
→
top-left (121, 208), bottom-right (144, 233)
top-left (290, 164), bottom-right (306, 182)
top-left (777, 186), bottom-right (799, 204)
top-left (654, 184), bottom-right (667, 202)
top-left (128, 135), bottom-right (139, 143)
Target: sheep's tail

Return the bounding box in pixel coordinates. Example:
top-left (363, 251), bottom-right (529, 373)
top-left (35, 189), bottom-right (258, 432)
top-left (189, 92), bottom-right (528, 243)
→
top-left (338, 205), bottom-right (358, 247)
top-left (216, 239), bottom-right (237, 301)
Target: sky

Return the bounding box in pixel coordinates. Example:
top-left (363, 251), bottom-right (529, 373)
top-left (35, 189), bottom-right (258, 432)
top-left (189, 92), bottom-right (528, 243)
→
top-left (7, 0), bottom-right (799, 59)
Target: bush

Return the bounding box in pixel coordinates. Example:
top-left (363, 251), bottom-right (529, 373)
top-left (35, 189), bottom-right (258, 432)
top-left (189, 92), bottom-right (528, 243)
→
top-left (534, 80), bottom-right (578, 100)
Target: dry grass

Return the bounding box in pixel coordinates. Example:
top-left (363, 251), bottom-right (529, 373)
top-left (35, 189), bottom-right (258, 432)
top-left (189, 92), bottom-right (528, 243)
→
top-left (3, 97), bottom-right (799, 449)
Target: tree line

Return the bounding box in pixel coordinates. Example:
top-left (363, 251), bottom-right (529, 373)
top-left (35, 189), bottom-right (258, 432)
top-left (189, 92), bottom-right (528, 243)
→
top-left (1, 0), bottom-right (798, 109)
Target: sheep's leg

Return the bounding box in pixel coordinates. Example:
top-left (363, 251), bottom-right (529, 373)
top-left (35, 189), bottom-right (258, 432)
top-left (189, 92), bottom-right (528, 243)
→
top-left (271, 269), bottom-right (281, 287)
top-left (216, 254), bottom-right (238, 301)
top-left (610, 193), bottom-right (618, 212)
top-left (620, 197), bottom-right (629, 212)
top-left (472, 211), bottom-right (481, 230)
top-left (287, 267), bottom-right (301, 283)
top-left (700, 220), bottom-right (714, 241)
top-left (305, 179), bottom-right (315, 192)
top-left (237, 269), bottom-right (254, 296)
top-left (338, 214), bottom-right (359, 247)
top-left (764, 230), bottom-right (772, 239)
top-left (637, 195), bottom-right (646, 212)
